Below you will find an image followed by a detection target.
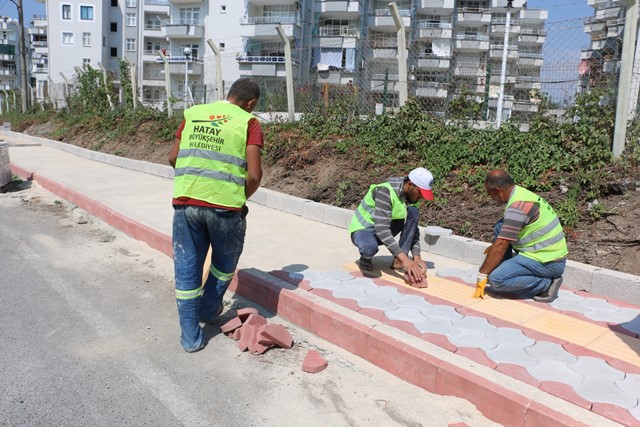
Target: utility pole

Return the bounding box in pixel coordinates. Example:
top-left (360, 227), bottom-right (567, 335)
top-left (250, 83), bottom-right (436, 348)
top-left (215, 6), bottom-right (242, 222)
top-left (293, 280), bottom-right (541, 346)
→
top-left (10, 0), bottom-right (30, 112)
top-left (496, 0), bottom-right (513, 128)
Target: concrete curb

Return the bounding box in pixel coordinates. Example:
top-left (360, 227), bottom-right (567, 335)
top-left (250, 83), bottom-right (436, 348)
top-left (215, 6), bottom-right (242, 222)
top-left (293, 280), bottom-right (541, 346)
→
top-left (5, 129), bottom-right (640, 305)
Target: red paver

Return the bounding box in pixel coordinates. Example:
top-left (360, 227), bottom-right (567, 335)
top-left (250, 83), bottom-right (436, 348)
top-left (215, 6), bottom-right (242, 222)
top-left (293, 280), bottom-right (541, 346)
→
top-left (524, 401), bottom-right (591, 427)
top-left (539, 382), bottom-right (592, 410)
top-left (259, 323), bottom-right (293, 349)
top-left (236, 307), bottom-right (260, 322)
top-left (220, 316), bottom-right (242, 334)
top-left (592, 402), bottom-right (640, 426)
top-left (230, 328), bottom-right (242, 341)
top-left (420, 332), bottom-right (459, 353)
top-left (249, 324), bottom-right (271, 355)
top-left (454, 347), bottom-right (497, 369)
top-left (269, 270), bottom-right (312, 290)
top-left (357, 307), bottom-right (389, 323)
top-left (495, 363), bottom-right (541, 388)
top-left (385, 319), bottom-right (422, 337)
top-left (302, 349), bottom-right (328, 373)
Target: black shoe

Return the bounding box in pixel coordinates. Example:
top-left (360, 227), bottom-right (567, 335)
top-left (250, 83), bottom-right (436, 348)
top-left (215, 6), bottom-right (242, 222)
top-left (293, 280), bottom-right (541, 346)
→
top-left (358, 257), bottom-right (373, 271)
top-left (533, 277), bottom-right (563, 303)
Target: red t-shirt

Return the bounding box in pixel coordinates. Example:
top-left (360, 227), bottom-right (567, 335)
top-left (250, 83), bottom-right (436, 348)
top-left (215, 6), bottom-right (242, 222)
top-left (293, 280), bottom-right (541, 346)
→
top-left (172, 117), bottom-right (264, 210)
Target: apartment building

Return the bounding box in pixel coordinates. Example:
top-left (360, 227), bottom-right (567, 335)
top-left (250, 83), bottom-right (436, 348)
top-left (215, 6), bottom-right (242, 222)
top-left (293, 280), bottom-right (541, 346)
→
top-left (28, 13), bottom-right (48, 103)
top-left (0, 17), bottom-right (20, 95)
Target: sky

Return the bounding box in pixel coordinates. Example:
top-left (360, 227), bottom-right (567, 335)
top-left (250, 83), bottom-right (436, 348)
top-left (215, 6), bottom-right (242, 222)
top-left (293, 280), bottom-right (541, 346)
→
top-left (0, 0), bottom-right (46, 22)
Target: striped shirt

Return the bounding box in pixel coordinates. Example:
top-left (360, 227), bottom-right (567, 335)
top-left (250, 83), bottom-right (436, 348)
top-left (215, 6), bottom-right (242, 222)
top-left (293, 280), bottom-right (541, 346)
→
top-left (498, 192), bottom-right (541, 242)
top-left (372, 177), bottom-right (421, 258)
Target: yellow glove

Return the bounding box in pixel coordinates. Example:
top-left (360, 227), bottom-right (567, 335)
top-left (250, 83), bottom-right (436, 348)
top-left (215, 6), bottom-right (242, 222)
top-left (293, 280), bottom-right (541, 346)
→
top-left (472, 273), bottom-right (488, 299)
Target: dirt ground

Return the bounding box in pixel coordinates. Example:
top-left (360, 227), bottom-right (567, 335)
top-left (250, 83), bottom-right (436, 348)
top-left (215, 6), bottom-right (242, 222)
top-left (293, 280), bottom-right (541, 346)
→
top-left (18, 121), bottom-right (640, 277)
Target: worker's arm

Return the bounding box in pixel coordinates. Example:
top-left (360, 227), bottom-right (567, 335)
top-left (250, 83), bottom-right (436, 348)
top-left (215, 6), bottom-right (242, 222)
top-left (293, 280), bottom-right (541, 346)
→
top-left (245, 144), bottom-right (262, 199)
top-left (168, 137), bottom-right (180, 169)
top-left (479, 238), bottom-right (511, 275)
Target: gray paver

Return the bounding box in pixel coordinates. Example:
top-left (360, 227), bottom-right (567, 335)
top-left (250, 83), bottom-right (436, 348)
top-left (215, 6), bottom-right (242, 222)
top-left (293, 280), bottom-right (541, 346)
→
top-left (332, 287), bottom-right (367, 300)
top-left (580, 298), bottom-right (619, 312)
top-left (524, 341), bottom-right (577, 363)
top-left (414, 317), bottom-right (461, 336)
top-left (568, 357), bottom-right (625, 381)
top-left (574, 378), bottom-right (638, 408)
top-left (486, 343), bottom-right (539, 367)
top-left (629, 403), bottom-right (640, 422)
top-left (421, 305), bottom-right (463, 321)
top-left (551, 299), bottom-right (590, 313)
top-left (526, 359), bottom-right (585, 386)
top-left (448, 330), bottom-right (498, 351)
top-left (622, 316), bottom-right (640, 335)
top-left (391, 294), bottom-right (432, 310)
top-left (557, 290), bottom-right (586, 302)
top-left (385, 307), bottom-right (429, 324)
top-left (616, 374), bottom-right (640, 399)
top-left (342, 278), bottom-right (379, 291)
top-left (435, 267), bottom-right (477, 285)
top-left (584, 307), bottom-right (640, 323)
top-left (356, 296), bottom-right (398, 311)
top-left (452, 316), bottom-right (498, 333)
top-left (307, 278), bottom-right (343, 291)
top-left (364, 286), bottom-right (403, 299)
top-left (320, 270), bottom-right (355, 281)
top-left (486, 328), bottom-right (535, 346)
top-left (288, 270), bottom-right (324, 282)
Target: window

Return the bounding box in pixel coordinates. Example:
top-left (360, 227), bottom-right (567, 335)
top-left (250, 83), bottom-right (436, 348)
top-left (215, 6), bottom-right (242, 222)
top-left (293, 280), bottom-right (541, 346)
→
top-left (103, 36), bottom-right (106, 47)
top-left (180, 43), bottom-right (199, 59)
top-left (62, 32), bottom-right (74, 45)
top-left (80, 6), bottom-right (94, 20)
top-left (126, 0), bottom-right (137, 7)
top-left (111, 0), bottom-right (118, 6)
top-left (82, 32), bottom-right (91, 46)
top-left (220, 5), bottom-right (226, 13)
top-left (126, 38), bottom-right (136, 51)
top-left (110, 22), bottom-right (118, 32)
top-left (126, 13), bottom-right (136, 26)
top-left (219, 42), bottom-right (225, 51)
top-left (110, 47), bottom-right (118, 57)
top-left (83, 58), bottom-right (90, 67)
top-left (146, 40), bottom-right (161, 53)
top-left (62, 4), bottom-right (71, 20)
top-left (179, 7), bottom-right (200, 25)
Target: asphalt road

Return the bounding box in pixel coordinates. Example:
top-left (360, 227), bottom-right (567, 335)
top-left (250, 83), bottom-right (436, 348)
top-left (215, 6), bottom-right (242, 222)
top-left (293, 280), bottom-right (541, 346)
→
top-left (0, 182), bottom-right (497, 427)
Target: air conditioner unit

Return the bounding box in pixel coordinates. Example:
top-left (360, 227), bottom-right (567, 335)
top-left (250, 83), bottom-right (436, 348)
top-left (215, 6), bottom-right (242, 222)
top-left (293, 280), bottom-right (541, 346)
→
top-left (317, 63), bottom-right (329, 71)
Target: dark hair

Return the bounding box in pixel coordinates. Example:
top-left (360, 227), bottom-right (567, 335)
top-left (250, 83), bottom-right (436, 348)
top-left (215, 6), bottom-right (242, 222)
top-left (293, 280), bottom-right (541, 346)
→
top-left (227, 78), bottom-right (260, 103)
top-left (485, 169), bottom-right (515, 189)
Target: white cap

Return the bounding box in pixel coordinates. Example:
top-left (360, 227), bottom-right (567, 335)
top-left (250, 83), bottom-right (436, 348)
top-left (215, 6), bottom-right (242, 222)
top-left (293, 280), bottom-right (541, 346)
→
top-left (408, 168), bottom-right (434, 200)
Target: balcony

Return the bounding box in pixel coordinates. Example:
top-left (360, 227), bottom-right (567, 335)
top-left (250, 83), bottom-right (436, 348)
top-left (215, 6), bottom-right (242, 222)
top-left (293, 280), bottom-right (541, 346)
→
top-left (0, 68), bottom-right (17, 76)
top-left (453, 62), bottom-right (485, 77)
top-left (513, 101), bottom-right (538, 112)
top-left (489, 44), bottom-right (518, 59)
top-left (319, 25), bottom-right (359, 37)
top-left (417, 22), bottom-right (453, 39)
top-left (316, 0), bottom-right (362, 14)
top-left (240, 16), bottom-right (299, 39)
top-left (489, 71), bottom-right (516, 84)
top-left (414, 81), bottom-right (448, 98)
top-left (28, 27), bottom-right (46, 36)
top-left (416, 54), bottom-right (450, 70)
top-left (162, 23), bottom-right (204, 39)
top-left (167, 61), bottom-right (203, 76)
top-left (368, 9), bottom-right (411, 31)
top-left (0, 54), bottom-right (15, 61)
top-left (32, 67), bottom-right (49, 74)
top-left (371, 74), bottom-right (399, 92)
top-left (515, 76), bottom-right (541, 90)
top-left (489, 96), bottom-right (514, 110)
top-left (584, 21), bottom-right (606, 34)
top-left (238, 60), bottom-right (293, 78)
top-left (144, 0), bottom-right (170, 11)
top-left (491, 22), bottom-right (521, 35)
top-left (31, 14), bottom-right (47, 27)
top-left (517, 52), bottom-right (543, 68)
top-left (454, 34), bottom-right (489, 52)
top-left (519, 8), bottom-right (547, 24)
top-left (457, 7), bottom-right (492, 25)
top-left (417, 0), bottom-right (454, 13)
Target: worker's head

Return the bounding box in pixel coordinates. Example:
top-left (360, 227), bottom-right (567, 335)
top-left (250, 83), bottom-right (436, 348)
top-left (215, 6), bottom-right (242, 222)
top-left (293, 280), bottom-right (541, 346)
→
top-left (485, 169), bottom-right (515, 203)
top-left (227, 78), bottom-right (261, 112)
top-left (405, 168), bottom-right (434, 204)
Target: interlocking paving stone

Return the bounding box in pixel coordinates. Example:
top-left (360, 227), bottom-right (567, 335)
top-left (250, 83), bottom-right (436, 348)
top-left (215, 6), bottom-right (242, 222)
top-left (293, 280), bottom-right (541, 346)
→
top-left (356, 296), bottom-right (398, 311)
top-left (332, 287), bottom-right (367, 300)
top-left (421, 305), bottom-right (463, 321)
top-left (525, 341), bottom-right (577, 363)
top-left (486, 328), bottom-right (536, 346)
top-left (452, 316), bottom-right (498, 333)
top-left (574, 378), bottom-right (639, 408)
top-left (616, 374), bottom-right (640, 399)
top-left (288, 270), bottom-right (324, 282)
top-left (557, 290), bottom-right (586, 302)
top-left (629, 403), bottom-right (640, 422)
top-left (414, 317), bottom-right (462, 335)
top-left (568, 357), bottom-right (626, 381)
top-left (435, 267), bottom-right (476, 284)
top-left (621, 316), bottom-right (640, 335)
top-left (486, 343), bottom-right (539, 367)
top-left (551, 299), bottom-right (590, 313)
top-left (342, 278), bottom-right (379, 291)
top-left (581, 298), bottom-right (620, 312)
top-left (320, 269), bottom-right (355, 281)
top-left (391, 294), bottom-right (432, 310)
top-left (385, 306), bottom-right (429, 324)
top-left (364, 286), bottom-right (403, 299)
top-left (585, 307), bottom-right (640, 323)
top-left (527, 359), bottom-right (584, 386)
top-left (448, 330), bottom-right (498, 351)
top-left (307, 278), bottom-right (344, 291)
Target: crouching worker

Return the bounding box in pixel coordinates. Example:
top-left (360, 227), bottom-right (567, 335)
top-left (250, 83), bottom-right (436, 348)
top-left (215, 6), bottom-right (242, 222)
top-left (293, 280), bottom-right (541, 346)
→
top-left (473, 169), bottom-right (568, 303)
top-left (349, 168), bottom-right (434, 287)
top-left (168, 78), bottom-right (263, 352)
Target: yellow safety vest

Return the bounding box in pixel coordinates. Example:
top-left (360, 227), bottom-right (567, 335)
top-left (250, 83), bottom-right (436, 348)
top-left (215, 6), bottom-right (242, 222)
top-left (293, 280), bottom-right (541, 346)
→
top-left (508, 186), bottom-right (568, 263)
top-left (349, 182), bottom-right (409, 233)
top-left (173, 101), bottom-right (254, 208)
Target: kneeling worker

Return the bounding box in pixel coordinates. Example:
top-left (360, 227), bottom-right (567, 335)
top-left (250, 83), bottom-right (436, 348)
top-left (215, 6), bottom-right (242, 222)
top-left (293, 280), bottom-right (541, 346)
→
top-left (473, 169), bottom-right (568, 303)
top-left (349, 168), bottom-right (434, 287)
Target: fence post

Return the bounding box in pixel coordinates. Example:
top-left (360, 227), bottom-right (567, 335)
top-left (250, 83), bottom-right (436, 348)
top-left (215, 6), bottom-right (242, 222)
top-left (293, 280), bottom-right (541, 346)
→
top-left (613, 0), bottom-right (639, 157)
top-left (48, 77), bottom-right (57, 110)
top-left (125, 58), bottom-right (138, 110)
top-left (496, 1), bottom-right (513, 128)
top-left (276, 24), bottom-right (295, 121)
top-left (389, 2), bottom-right (408, 108)
top-left (97, 62), bottom-right (115, 110)
top-left (206, 39), bottom-right (224, 101)
top-left (158, 50), bottom-right (173, 118)
top-left (60, 72), bottom-right (70, 107)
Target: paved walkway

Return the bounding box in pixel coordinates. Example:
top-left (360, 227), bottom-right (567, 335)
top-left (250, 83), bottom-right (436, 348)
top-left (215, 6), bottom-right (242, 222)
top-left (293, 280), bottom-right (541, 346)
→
top-left (5, 132), bottom-right (640, 426)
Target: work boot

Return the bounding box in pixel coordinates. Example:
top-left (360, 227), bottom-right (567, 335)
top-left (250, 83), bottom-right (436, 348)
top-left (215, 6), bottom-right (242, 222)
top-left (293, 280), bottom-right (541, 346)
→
top-left (533, 277), bottom-right (563, 303)
top-left (358, 256), bottom-right (374, 271)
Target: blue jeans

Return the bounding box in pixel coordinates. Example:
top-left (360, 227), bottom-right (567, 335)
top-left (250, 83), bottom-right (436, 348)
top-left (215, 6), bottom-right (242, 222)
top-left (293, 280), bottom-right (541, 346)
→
top-left (489, 220), bottom-right (566, 299)
top-left (172, 205), bottom-right (246, 352)
top-left (350, 206), bottom-right (419, 259)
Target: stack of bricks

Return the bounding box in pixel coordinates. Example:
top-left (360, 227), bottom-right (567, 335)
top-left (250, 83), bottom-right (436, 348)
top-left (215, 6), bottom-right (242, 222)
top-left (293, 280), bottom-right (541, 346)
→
top-left (0, 141), bottom-right (11, 188)
top-left (221, 307), bottom-right (293, 355)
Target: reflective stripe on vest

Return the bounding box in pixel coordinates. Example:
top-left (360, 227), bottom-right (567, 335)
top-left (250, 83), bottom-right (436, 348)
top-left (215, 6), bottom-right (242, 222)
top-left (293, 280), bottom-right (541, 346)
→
top-left (173, 102), bottom-right (253, 208)
top-left (209, 263), bottom-right (235, 281)
top-left (508, 186), bottom-right (568, 262)
top-left (175, 285), bottom-right (203, 300)
top-left (348, 181), bottom-right (407, 233)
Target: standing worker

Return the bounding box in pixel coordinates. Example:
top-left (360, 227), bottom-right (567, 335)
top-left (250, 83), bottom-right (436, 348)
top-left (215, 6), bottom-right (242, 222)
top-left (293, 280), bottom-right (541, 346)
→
top-left (472, 169), bottom-right (568, 303)
top-left (168, 78), bottom-right (263, 352)
top-left (349, 168), bottom-right (434, 287)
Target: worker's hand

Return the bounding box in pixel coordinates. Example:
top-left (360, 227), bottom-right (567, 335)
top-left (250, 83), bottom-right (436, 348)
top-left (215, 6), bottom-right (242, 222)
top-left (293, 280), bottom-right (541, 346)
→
top-left (405, 258), bottom-right (428, 288)
top-left (483, 246), bottom-right (491, 255)
top-left (472, 273), bottom-right (488, 299)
